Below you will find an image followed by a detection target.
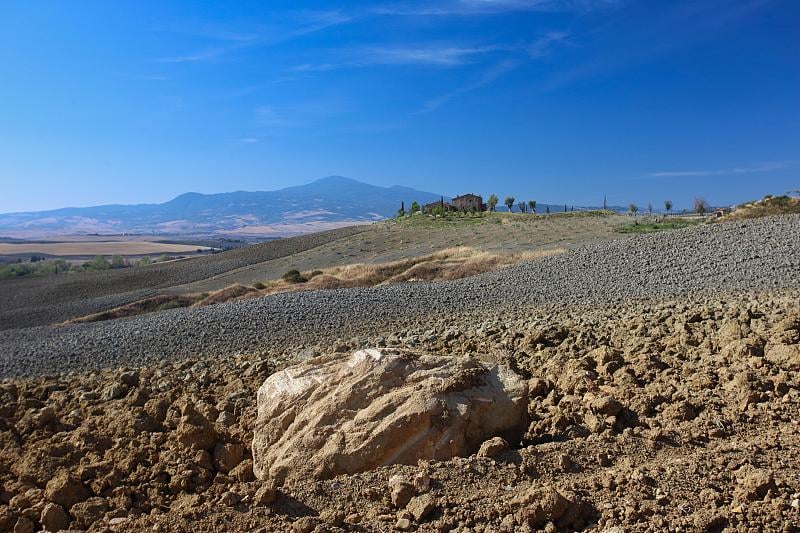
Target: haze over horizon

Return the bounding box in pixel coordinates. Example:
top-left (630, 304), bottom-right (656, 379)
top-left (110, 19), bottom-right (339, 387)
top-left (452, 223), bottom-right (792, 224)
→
top-left (2, 0), bottom-right (798, 213)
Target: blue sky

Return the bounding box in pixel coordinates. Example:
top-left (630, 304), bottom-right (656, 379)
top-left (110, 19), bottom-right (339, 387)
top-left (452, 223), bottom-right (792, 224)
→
top-left (1, 0), bottom-right (798, 213)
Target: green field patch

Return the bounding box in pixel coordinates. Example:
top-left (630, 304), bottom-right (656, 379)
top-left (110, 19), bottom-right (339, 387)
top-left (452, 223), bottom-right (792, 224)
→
top-left (618, 218), bottom-right (702, 234)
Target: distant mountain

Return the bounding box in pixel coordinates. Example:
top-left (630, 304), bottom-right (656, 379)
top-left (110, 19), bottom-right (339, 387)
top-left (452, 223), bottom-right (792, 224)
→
top-left (0, 176), bottom-right (446, 237)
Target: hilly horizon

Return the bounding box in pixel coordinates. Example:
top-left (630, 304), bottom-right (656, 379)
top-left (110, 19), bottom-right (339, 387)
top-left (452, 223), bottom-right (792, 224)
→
top-left (0, 176), bottom-right (630, 238)
top-left (0, 176), bottom-right (447, 238)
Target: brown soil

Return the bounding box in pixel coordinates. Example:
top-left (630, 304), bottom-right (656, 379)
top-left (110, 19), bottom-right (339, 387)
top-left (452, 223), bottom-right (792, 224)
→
top-left (1, 290), bottom-right (798, 531)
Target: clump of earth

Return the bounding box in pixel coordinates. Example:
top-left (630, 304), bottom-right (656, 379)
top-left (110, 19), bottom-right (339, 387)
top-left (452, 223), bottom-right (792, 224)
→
top-left (1, 290), bottom-right (799, 531)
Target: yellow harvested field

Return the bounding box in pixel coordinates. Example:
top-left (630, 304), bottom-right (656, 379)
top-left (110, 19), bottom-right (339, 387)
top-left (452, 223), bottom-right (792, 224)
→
top-left (0, 241), bottom-right (210, 256)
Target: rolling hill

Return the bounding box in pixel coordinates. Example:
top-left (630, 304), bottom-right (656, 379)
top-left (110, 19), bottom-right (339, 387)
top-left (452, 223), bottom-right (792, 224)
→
top-left (0, 176), bottom-right (445, 237)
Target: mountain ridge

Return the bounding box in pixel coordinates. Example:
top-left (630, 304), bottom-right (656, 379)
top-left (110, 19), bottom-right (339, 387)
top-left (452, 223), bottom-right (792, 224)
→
top-left (0, 177), bottom-right (445, 237)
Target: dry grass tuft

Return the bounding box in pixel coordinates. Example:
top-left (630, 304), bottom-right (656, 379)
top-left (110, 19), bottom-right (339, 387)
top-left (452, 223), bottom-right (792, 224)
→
top-left (63, 294), bottom-right (201, 324)
top-left (259, 247), bottom-right (563, 296)
top-left (194, 284), bottom-right (257, 307)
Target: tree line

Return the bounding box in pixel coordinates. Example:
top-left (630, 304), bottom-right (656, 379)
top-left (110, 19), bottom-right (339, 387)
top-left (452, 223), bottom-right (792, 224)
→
top-left (398, 194), bottom-right (715, 217)
top-left (627, 198), bottom-right (711, 215)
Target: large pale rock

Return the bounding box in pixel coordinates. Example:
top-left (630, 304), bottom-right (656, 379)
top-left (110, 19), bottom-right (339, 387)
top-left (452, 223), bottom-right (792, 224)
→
top-left (253, 349), bottom-right (528, 484)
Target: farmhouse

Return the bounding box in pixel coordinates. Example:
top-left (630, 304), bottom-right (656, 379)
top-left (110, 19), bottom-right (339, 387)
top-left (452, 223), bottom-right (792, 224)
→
top-left (451, 194), bottom-right (485, 212)
top-left (423, 200), bottom-right (457, 214)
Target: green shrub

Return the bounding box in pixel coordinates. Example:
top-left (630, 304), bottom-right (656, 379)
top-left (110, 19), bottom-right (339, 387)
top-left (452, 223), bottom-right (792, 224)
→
top-left (0, 259), bottom-right (73, 278)
top-left (618, 219), bottom-right (701, 233)
top-left (80, 255), bottom-right (111, 271)
top-left (0, 263), bottom-right (35, 278)
top-left (309, 270), bottom-right (323, 278)
top-left (282, 269), bottom-right (307, 284)
top-left (253, 281), bottom-right (266, 290)
top-left (110, 255), bottom-right (127, 269)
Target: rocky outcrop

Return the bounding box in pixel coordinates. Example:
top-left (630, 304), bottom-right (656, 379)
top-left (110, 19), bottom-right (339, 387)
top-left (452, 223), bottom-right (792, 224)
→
top-left (252, 349), bottom-right (528, 484)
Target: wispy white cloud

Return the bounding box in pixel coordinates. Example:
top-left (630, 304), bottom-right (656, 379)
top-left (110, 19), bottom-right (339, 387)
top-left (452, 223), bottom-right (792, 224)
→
top-left (342, 121), bottom-right (406, 134)
top-left (526, 31), bottom-right (571, 58)
top-left (288, 10), bottom-right (353, 37)
top-left (359, 44), bottom-right (506, 66)
top-left (290, 33), bottom-right (569, 73)
top-left (112, 71), bottom-right (169, 81)
top-left (154, 10), bottom-right (353, 64)
top-left (252, 99), bottom-right (355, 130)
top-left (414, 32), bottom-right (569, 113)
top-left (291, 44), bottom-right (507, 72)
top-left (254, 106), bottom-right (302, 128)
top-left (417, 58), bottom-right (520, 113)
top-left (290, 63), bottom-right (340, 73)
top-left (536, 0), bottom-right (773, 92)
top-left (649, 162), bottom-right (794, 178)
top-left (236, 137), bottom-right (261, 144)
top-left (156, 48), bottom-right (233, 64)
top-left (372, 0), bottom-right (622, 16)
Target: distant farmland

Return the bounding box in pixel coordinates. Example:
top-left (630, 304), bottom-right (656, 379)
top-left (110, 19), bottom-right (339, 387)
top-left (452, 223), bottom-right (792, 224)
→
top-left (0, 241), bottom-right (211, 257)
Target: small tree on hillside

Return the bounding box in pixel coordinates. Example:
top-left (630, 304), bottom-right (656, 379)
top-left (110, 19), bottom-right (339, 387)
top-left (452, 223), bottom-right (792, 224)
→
top-left (647, 202), bottom-right (653, 215)
top-left (693, 197), bottom-right (710, 214)
top-left (664, 200), bottom-right (673, 214)
top-left (410, 201), bottom-right (420, 214)
top-left (517, 201), bottom-right (527, 213)
top-left (628, 203), bottom-right (639, 216)
top-left (504, 196), bottom-right (515, 212)
top-left (487, 194), bottom-right (498, 212)
top-left (528, 200), bottom-right (537, 213)
top-left (397, 201), bottom-right (405, 217)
